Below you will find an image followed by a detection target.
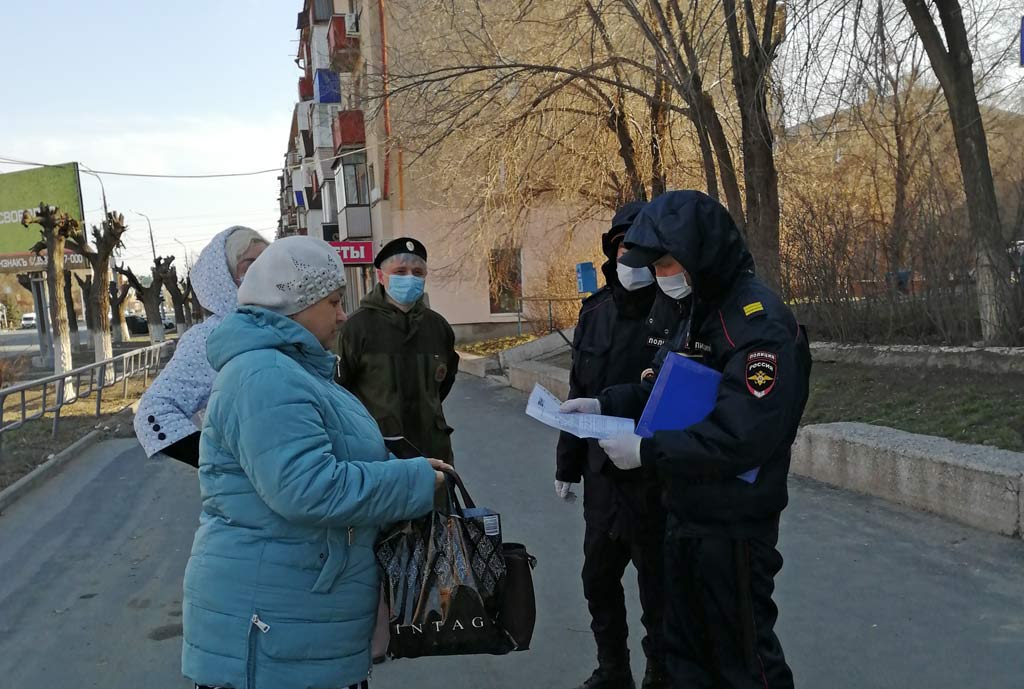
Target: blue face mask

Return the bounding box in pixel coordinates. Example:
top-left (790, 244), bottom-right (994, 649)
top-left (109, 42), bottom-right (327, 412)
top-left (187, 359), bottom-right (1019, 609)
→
top-left (386, 274), bottom-right (425, 305)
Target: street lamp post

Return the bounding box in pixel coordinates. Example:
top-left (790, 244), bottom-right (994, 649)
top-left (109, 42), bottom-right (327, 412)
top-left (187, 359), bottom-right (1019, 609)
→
top-left (131, 210), bottom-right (157, 262)
top-left (174, 239), bottom-right (191, 272)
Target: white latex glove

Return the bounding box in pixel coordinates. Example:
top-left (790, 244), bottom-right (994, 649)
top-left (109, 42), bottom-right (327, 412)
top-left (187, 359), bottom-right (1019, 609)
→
top-left (554, 480), bottom-right (578, 503)
top-left (560, 398), bottom-right (601, 415)
top-left (599, 434), bottom-right (643, 471)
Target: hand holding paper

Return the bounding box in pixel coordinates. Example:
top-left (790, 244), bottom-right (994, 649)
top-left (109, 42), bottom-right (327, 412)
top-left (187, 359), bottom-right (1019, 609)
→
top-left (525, 384), bottom-right (634, 440)
top-left (598, 434), bottom-right (643, 470)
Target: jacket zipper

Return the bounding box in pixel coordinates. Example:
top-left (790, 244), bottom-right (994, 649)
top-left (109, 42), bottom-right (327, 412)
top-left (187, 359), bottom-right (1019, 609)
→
top-left (348, 526), bottom-right (354, 545)
top-left (247, 614), bottom-right (270, 688)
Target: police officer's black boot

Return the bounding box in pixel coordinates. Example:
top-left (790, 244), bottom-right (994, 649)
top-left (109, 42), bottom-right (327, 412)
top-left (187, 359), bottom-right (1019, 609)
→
top-left (575, 651), bottom-right (635, 689)
top-left (640, 658), bottom-right (669, 689)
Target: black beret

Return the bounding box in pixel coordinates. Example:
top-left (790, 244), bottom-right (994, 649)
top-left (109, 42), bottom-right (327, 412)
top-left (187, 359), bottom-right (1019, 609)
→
top-left (374, 237), bottom-right (428, 269)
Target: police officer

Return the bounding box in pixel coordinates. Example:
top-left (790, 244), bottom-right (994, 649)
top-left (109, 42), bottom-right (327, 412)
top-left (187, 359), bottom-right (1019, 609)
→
top-left (563, 191), bottom-right (811, 689)
top-left (556, 201), bottom-right (677, 689)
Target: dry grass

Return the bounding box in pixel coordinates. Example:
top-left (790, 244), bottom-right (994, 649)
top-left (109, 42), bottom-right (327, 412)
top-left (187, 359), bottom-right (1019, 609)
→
top-left (0, 376), bottom-right (148, 491)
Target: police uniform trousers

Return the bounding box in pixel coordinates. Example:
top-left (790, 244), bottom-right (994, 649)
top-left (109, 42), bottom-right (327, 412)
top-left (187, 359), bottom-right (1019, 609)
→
top-left (663, 531), bottom-right (793, 689)
top-left (582, 467), bottom-right (666, 666)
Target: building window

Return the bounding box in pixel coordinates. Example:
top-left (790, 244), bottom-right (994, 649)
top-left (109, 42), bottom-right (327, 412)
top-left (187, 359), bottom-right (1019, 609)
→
top-left (341, 153), bottom-right (369, 206)
top-left (488, 248), bottom-right (522, 314)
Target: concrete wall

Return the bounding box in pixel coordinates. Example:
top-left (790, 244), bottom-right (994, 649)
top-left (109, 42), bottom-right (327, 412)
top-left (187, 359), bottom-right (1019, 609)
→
top-left (811, 342), bottom-right (1024, 375)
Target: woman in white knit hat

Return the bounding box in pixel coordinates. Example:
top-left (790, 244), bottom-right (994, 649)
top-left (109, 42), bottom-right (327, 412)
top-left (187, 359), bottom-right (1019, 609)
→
top-left (182, 235), bottom-right (449, 689)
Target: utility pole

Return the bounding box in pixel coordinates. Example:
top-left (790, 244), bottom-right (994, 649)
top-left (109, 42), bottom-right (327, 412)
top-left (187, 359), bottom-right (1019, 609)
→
top-left (132, 210), bottom-right (157, 262)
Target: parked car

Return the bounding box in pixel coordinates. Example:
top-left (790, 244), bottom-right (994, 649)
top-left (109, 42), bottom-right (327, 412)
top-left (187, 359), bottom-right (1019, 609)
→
top-left (20, 313), bottom-right (36, 330)
top-left (125, 315), bottom-right (149, 336)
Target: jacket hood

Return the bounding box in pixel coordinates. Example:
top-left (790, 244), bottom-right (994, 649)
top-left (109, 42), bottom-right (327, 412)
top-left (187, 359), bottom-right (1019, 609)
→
top-left (191, 226), bottom-right (259, 317)
top-left (601, 200), bottom-right (647, 288)
top-left (623, 190), bottom-right (754, 301)
top-left (207, 306), bottom-right (336, 378)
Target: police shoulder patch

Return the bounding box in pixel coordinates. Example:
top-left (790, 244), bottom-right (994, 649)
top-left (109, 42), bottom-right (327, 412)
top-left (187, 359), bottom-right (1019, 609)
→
top-left (742, 301), bottom-right (765, 318)
top-left (745, 350), bottom-right (777, 398)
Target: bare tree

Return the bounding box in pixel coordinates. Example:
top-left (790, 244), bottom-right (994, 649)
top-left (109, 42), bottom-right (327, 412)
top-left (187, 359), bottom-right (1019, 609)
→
top-left (22, 204), bottom-right (75, 379)
top-left (67, 211), bottom-right (128, 362)
top-left (62, 269), bottom-right (81, 352)
top-left (154, 258), bottom-right (188, 335)
top-left (116, 259), bottom-right (170, 343)
top-left (901, 0), bottom-right (1015, 342)
top-left (109, 273), bottom-right (131, 344)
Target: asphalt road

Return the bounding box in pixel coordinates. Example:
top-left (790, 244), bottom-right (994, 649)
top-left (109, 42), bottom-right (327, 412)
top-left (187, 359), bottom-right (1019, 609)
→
top-left (1, 375), bottom-right (1022, 688)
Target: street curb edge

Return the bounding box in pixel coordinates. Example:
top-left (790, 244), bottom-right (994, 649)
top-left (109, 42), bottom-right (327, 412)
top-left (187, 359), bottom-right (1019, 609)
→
top-left (0, 430), bottom-right (104, 514)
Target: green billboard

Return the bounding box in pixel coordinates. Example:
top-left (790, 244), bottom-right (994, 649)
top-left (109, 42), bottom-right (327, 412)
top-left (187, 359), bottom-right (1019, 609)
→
top-left (0, 163), bottom-right (84, 255)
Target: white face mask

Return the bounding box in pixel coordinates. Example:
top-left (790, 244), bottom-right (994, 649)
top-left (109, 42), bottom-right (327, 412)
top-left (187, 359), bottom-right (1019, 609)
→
top-left (616, 262), bottom-right (655, 291)
top-left (656, 272), bottom-right (692, 300)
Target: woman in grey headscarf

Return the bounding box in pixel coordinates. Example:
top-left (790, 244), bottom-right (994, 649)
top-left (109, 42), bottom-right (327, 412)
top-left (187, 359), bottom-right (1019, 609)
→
top-left (134, 226), bottom-right (268, 465)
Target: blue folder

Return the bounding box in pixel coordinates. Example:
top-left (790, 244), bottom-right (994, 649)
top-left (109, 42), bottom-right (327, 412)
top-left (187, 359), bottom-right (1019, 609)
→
top-left (636, 352), bottom-right (759, 484)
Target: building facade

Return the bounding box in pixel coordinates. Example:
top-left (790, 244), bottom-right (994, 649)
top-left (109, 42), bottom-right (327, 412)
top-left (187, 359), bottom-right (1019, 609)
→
top-left (278, 0), bottom-right (607, 339)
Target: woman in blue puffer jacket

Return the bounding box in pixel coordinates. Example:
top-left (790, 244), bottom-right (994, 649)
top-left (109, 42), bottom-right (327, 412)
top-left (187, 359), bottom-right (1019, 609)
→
top-left (182, 236), bottom-right (448, 689)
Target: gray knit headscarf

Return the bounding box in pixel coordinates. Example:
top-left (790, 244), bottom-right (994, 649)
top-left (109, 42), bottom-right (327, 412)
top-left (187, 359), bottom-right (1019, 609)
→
top-left (237, 236), bottom-right (347, 316)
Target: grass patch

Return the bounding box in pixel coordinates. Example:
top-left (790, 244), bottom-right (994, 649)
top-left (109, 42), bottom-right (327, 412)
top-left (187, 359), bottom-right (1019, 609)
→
top-left (0, 376), bottom-right (148, 491)
top-left (805, 362), bottom-right (1024, 452)
top-left (459, 334), bottom-right (538, 357)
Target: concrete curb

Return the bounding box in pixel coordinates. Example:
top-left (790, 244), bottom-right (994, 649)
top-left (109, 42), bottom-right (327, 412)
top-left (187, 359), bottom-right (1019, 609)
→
top-left (0, 430), bottom-right (104, 514)
top-left (793, 423), bottom-right (1024, 538)
top-left (498, 330), bottom-right (574, 372)
top-left (507, 360), bottom-right (571, 400)
top-left (812, 342), bottom-right (1024, 375)
top-left (456, 351), bottom-right (499, 378)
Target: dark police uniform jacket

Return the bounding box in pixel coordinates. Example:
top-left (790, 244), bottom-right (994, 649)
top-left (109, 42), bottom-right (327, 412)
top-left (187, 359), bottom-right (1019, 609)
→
top-left (599, 191), bottom-right (812, 539)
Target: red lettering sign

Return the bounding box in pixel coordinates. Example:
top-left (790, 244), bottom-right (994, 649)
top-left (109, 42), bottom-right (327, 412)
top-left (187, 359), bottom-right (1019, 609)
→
top-left (330, 241), bottom-right (375, 265)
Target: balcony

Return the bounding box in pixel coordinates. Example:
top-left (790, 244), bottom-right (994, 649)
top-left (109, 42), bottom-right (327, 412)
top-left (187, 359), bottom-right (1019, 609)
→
top-left (338, 205), bottom-right (371, 239)
top-left (328, 14), bottom-right (360, 72)
top-left (298, 76), bottom-right (314, 101)
top-left (331, 110), bottom-right (366, 151)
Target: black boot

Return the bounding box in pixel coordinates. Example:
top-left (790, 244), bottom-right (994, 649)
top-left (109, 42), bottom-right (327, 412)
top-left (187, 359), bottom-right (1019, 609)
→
top-left (640, 660), bottom-right (669, 689)
top-left (575, 658), bottom-right (635, 689)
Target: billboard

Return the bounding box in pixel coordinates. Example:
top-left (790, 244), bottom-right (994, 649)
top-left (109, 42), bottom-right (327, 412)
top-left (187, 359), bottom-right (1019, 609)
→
top-left (0, 163), bottom-right (85, 256)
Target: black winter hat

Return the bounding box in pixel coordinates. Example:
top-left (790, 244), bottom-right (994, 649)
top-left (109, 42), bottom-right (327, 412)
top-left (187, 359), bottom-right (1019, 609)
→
top-left (374, 237), bottom-right (427, 269)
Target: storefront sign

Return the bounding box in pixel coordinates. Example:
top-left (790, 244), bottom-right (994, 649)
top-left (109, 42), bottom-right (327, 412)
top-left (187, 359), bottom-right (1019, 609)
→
top-left (330, 241), bottom-right (374, 265)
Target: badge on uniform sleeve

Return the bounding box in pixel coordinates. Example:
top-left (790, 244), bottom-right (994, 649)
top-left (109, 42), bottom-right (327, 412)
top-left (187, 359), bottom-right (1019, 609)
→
top-left (743, 301), bottom-right (765, 318)
top-left (435, 364), bottom-right (448, 382)
top-left (745, 351), bottom-right (777, 398)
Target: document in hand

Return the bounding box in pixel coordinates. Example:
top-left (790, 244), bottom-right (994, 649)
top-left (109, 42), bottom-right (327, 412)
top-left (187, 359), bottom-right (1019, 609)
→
top-left (636, 352), bottom-right (759, 484)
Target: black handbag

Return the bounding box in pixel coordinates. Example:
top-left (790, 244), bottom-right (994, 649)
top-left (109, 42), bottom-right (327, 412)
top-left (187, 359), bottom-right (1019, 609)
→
top-left (498, 542), bottom-right (538, 651)
top-left (376, 472), bottom-right (521, 658)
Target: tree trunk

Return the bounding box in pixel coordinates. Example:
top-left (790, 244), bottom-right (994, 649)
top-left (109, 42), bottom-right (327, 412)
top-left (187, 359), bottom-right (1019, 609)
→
top-left (141, 292), bottom-right (166, 343)
top-left (109, 277), bottom-right (130, 344)
top-left (44, 241), bottom-right (74, 392)
top-left (902, 0), bottom-right (1012, 343)
top-left (92, 260), bottom-right (114, 364)
top-left (63, 269), bottom-right (83, 352)
top-left (164, 279), bottom-right (189, 335)
top-left (75, 274), bottom-right (96, 352)
top-left (697, 93), bottom-right (746, 231)
top-left (722, 0), bottom-right (782, 293)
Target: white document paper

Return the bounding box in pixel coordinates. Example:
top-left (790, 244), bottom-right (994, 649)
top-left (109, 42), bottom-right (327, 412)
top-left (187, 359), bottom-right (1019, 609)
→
top-left (525, 384), bottom-right (635, 440)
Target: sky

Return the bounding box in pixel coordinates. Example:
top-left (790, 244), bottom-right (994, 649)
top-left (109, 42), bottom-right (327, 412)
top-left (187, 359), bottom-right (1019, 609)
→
top-left (0, 1), bottom-right (301, 272)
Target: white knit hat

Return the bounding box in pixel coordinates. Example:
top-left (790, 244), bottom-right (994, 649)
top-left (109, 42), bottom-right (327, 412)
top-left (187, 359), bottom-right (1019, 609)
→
top-left (237, 236), bottom-right (346, 316)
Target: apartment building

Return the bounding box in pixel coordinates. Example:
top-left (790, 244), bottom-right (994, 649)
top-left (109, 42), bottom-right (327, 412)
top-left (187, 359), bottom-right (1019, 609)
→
top-left (278, 0), bottom-right (605, 339)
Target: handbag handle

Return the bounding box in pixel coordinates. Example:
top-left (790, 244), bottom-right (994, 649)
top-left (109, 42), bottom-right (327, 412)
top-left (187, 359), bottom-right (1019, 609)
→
top-left (442, 470), bottom-right (477, 517)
